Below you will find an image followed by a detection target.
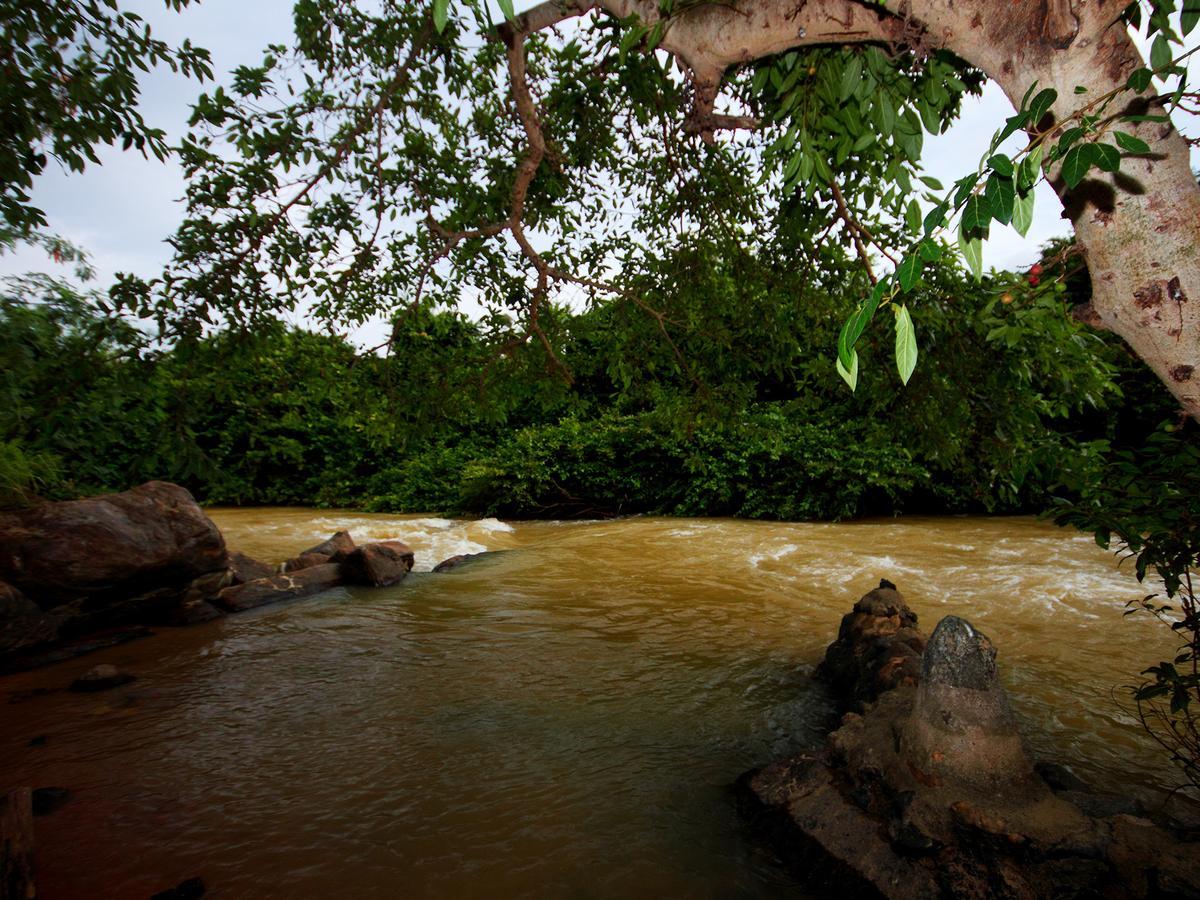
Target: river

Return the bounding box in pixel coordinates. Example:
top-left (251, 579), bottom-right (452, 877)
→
top-left (0, 510), bottom-right (1178, 898)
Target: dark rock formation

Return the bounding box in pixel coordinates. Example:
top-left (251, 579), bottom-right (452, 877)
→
top-left (0, 482), bottom-right (229, 644)
top-left (69, 663), bottom-right (136, 693)
top-left (1, 788), bottom-right (35, 899)
top-left (281, 531), bottom-right (356, 573)
top-left (151, 876), bottom-right (206, 900)
top-left (740, 582), bottom-right (1200, 899)
top-left (214, 564), bottom-right (344, 613)
top-left (30, 787), bottom-right (71, 816)
top-left (818, 581), bottom-right (925, 711)
top-left (0, 579), bottom-right (56, 655)
top-left (432, 551), bottom-right (502, 573)
top-left (341, 541), bottom-right (413, 587)
top-left (0, 626), bottom-right (153, 676)
top-left (228, 551), bottom-right (275, 585)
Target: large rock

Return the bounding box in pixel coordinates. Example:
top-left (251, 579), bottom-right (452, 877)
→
top-left (341, 541), bottom-right (413, 587)
top-left (228, 551), bottom-right (275, 585)
top-left (0, 580), bottom-right (56, 654)
top-left (0, 482), bottom-right (228, 638)
top-left (281, 531), bottom-right (356, 573)
top-left (740, 582), bottom-right (1200, 899)
top-left (214, 564), bottom-right (344, 613)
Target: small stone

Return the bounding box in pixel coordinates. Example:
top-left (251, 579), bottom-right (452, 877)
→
top-left (31, 787), bottom-right (71, 816)
top-left (69, 664), bottom-right (136, 692)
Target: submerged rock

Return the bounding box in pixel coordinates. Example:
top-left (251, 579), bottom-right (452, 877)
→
top-left (342, 541), bottom-right (413, 587)
top-left (30, 786), bottom-right (72, 816)
top-left (69, 663), bottom-right (136, 693)
top-left (151, 876), bottom-right (206, 900)
top-left (741, 581), bottom-right (1200, 899)
top-left (214, 564), bottom-right (344, 613)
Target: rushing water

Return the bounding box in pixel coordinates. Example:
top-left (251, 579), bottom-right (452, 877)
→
top-left (0, 510), bottom-right (1179, 898)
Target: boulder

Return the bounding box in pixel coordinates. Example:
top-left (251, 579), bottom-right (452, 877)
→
top-left (740, 582), bottom-right (1200, 899)
top-left (0, 482), bottom-right (228, 639)
top-left (228, 551), bottom-right (274, 585)
top-left (341, 541), bottom-right (414, 587)
top-left (69, 663), bottom-right (136, 692)
top-left (214, 564), bottom-right (344, 613)
top-left (300, 531), bottom-right (355, 562)
top-left (432, 551), bottom-right (500, 573)
top-left (280, 551), bottom-right (333, 573)
top-left (0, 579), bottom-right (56, 655)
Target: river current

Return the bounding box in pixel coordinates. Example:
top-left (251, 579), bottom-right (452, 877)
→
top-left (0, 510), bottom-right (1178, 898)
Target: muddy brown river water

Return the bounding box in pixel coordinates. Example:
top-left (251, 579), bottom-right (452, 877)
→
top-left (0, 510), bottom-right (1181, 898)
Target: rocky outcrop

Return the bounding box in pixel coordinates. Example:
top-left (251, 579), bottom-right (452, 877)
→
top-left (341, 541), bottom-right (413, 587)
top-left (228, 551), bottom-right (274, 585)
top-left (0, 482), bottom-right (229, 644)
top-left (281, 531), bottom-right (356, 573)
top-left (740, 581), bottom-right (1200, 899)
top-left (214, 564), bottom-right (344, 613)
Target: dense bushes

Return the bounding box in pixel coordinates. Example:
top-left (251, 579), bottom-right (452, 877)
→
top-left (0, 241), bottom-right (1177, 519)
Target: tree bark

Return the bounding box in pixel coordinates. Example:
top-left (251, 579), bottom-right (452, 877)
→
top-left (522, 0), bottom-right (1200, 418)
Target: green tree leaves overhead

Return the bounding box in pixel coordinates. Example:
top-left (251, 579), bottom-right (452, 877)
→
top-left (0, 0), bottom-right (212, 236)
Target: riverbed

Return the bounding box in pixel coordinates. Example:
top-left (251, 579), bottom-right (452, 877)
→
top-left (0, 510), bottom-right (1177, 898)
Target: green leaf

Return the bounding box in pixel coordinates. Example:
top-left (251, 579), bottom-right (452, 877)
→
top-left (985, 174), bottom-right (1016, 226)
top-left (961, 193), bottom-right (991, 232)
top-left (836, 348), bottom-right (859, 391)
top-left (918, 238), bottom-right (941, 262)
top-left (1011, 189), bottom-right (1035, 237)
top-left (1114, 130), bottom-right (1151, 154)
top-left (918, 175), bottom-right (943, 190)
top-left (497, 0), bottom-right (516, 20)
top-left (1150, 35), bottom-right (1172, 77)
top-left (958, 223), bottom-right (983, 279)
top-left (433, 0), bottom-right (450, 32)
top-left (1027, 88), bottom-right (1057, 128)
top-left (1184, 0), bottom-right (1199, 35)
top-left (1126, 67), bottom-right (1153, 93)
top-left (896, 254), bottom-right (923, 291)
top-left (839, 54), bottom-right (863, 102)
top-left (1061, 144), bottom-right (1098, 189)
top-left (987, 154), bottom-right (1014, 178)
top-left (1094, 142), bottom-right (1121, 173)
top-left (894, 305), bottom-right (918, 385)
top-left (905, 199), bottom-right (922, 233)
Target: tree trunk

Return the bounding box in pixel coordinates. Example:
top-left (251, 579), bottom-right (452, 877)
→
top-left (557, 0), bottom-right (1200, 417)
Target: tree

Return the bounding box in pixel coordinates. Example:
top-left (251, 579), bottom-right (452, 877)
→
top-left (0, 0), bottom-right (211, 237)
top-left (105, 0), bottom-right (1199, 422)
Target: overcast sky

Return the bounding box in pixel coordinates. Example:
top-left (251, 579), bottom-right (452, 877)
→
top-left (1, 0), bottom-right (1197, 343)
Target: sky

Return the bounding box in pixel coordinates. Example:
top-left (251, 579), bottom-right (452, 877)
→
top-left (1, 0), bottom-right (1197, 344)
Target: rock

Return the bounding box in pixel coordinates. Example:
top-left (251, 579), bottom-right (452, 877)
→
top-left (432, 552), bottom-right (496, 573)
top-left (0, 482), bottom-right (228, 641)
top-left (0, 579), bottom-right (56, 655)
top-left (214, 564), bottom-right (344, 613)
top-left (151, 876), bottom-right (206, 900)
top-left (1034, 760), bottom-right (1090, 793)
top-left (228, 551), bottom-right (275, 585)
top-left (160, 600), bottom-right (224, 627)
top-left (0, 626), bottom-right (153, 676)
top-left (280, 551), bottom-right (333, 573)
top-left (30, 786), bottom-right (71, 816)
top-left (1, 788), bottom-right (35, 899)
top-left (740, 583), bottom-right (1200, 900)
top-left (69, 663), bottom-right (136, 692)
top-left (901, 616), bottom-right (1034, 788)
top-left (819, 582), bottom-right (924, 711)
top-left (341, 541), bottom-right (414, 587)
top-left (300, 531), bottom-right (356, 563)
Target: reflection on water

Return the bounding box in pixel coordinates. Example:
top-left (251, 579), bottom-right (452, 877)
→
top-left (0, 510), bottom-right (1174, 898)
